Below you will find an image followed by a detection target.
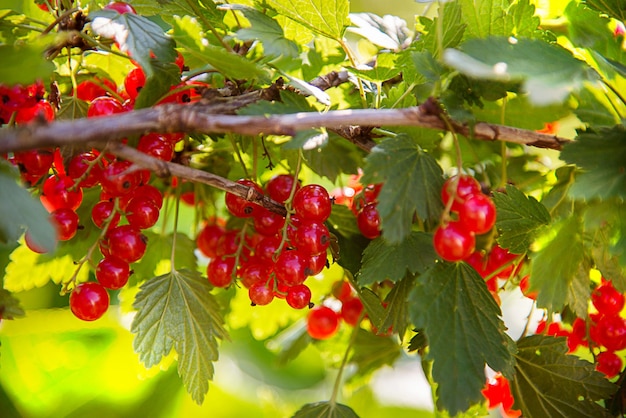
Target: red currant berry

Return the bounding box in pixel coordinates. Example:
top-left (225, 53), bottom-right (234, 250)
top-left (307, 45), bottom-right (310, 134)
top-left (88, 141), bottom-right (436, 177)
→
top-left (266, 174), bottom-right (299, 203)
top-left (125, 196), bottom-right (160, 230)
top-left (307, 306), bottom-right (340, 340)
top-left (592, 282), bottom-right (625, 317)
top-left (104, 1), bottom-right (137, 14)
top-left (294, 220), bottom-right (330, 256)
top-left (14, 149), bottom-right (54, 178)
top-left (293, 184), bottom-right (332, 222)
top-left (487, 245), bottom-right (520, 280)
top-left (286, 284), bottom-right (312, 309)
top-left (433, 221), bottom-right (475, 262)
top-left (207, 256), bottom-right (235, 288)
top-left (341, 296), bottom-right (364, 326)
top-left (137, 133), bottom-right (174, 161)
top-left (596, 351), bottom-right (623, 378)
top-left (87, 96), bottom-right (125, 117)
top-left (332, 280), bottom-right (353, 303)
top-left (123, 67), bottom-right (145, 100)
top-left (70, 282), bottom-right (109, 321)
top-left (76, 77), bottom-right (117, 102)
top-left (91, 200), bottom-right (120, 229)
top-left (239, 262), bottom-right (272, 288)
top-left (441, 174), bottom-right (481, 212)
top-left (100, 161), bottom-right (142, 197)
top-left (51, 208), bottom-right (79, 241)
top-left (96, 256), bottom-right (131, 290)
top-left (254, 234), bottom-right (282, 264)
top-left (308, 252), bottom-right (327, 276)
top-left (457, 193), bottom-right (496, 235)
top-left (595, 315), bottom-right (626, 351)
top-left (107, 225), bottom-right (147, 263)
top-left (249, 281), bottom-right (274, 306)
top-left (41, 175), bottom-right (83, 211)
top-left (225, 179), bottom-right (263, 218)
top-left (215, 230), bottom-right (243, 257)
top-left (253, 208), bottom-right (285, 236)
top-left (134, 184), bottom-right (164, 209)
top-left (357, 202), bottom-right (381, 239)
top-left (519, 275), bottom-right (538, 300)
top-left (67, 152), bottom-right (103, 188)
top-left (197, 223), bottom-right (226, 258)
top-left (274, 249), bottom-right (309, 286)
top-left (15, 100), bottom-right (55, 124)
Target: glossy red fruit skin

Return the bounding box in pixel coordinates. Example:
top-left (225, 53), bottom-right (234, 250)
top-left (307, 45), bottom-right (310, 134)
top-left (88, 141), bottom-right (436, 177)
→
top-left (332, 280), bottom-right (353, 303)
top-left (519, 275), bottom-right (538, 300)
top-left (595, 315), bottom-right (626, 351)
top-left (596, 351), bottom-right (623, 378)
top-left (106, 225), bottom-right (147, 263)
top-left (274, 250), bottom-right (308, 286)
top-left (254, 235), bottom-right (282, 264)
top-left (433, 222), bottom-right (476, 262)
top-left (137, 133), bottom-right (174, 161)
top-left (308, 252), bottom-right (327, 276)
top-left (253, 208), bottom-right (285, 236)
top-left (41, 175), bottom-right (83, 211)
top-left (294, 220), bottom-right (330, 256)
top-left (70, 282), bottom-right (110, 321)
top-left (357, 202), bottom-right (381, 239)
top-left (104, 1), bottom-right (137, 14)
top-left (76, 78), bottom-right (117, 102)
top-left (286, 284), bottom-right (312, 309)
top-left (457, 193), bottom-right (496, 235)
top-left (441, 174), bottom-right (481, 212)
top-left (96, 256), bottom-right (131, 290)
top-left (248, 281), bottom-right (274, 306)
top-left (100, 161), bottom-right (141, 197)
top-left (293, 184), bottom-right (332, 222)
top-left (239, 263), bottom-right (272, 288)
top-left (307, 306), bottom-right (340, 340)
top-left (134, 184), bottom-right (164, 209)
top-left (91, 200), bottom-right (120, 229)
top-left (87, 96), bottom-right (124, 117)
top-left (51, 208), bottom-right (79, 241)
top-left (225, 179), bottom-right (263, 218)
top-left (124, 67), bottom-right (146, 100)
top-left (15, 100), bottom-right (55, 124)
top-left (266, 174), bottom-right (299, 203)
top-left (592, 282), bottom-right (625, 317)
top-left (125, 196), bottom-right (160, 230)
top-left (341, 297), bottom-right (364, 326)
top-left (196, 223), bottom-right (225, 258)
top-left (207, 256), bottom-right (235, 288)
top-left (67, 152), bottom-right (103, 188)
top-left (14, 149), bottom-right (54, 178)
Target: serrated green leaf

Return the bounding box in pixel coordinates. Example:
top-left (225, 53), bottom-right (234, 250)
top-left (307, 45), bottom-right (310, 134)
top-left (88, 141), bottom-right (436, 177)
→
top-left (171, 15), bottom-right (270, 81)
top-left (409, 262), bottom-right (516, 415)
top-left (327, 207), bottom-right (370, 274)
top-left (347, 53), bottom-right (402, 83)
top-left (504, 0), bottom-right (541, 38)
top-left (358, 232), bottom-right (436, 285)
top-left (291, 401), bottom-right (359, 418)
top-left (415, 1), bottom-right (466, 57)
top-left (298, 136), bottom-right (363, 183)
top-left (572, 86), bottom-right (621, 127)
top-left (362, 135), bottom-right (444, 244)
top-left (222, 4), bottom-right (299, 59)
top-left (0, 43), bottom-right (54, 85)
top-left (0, 288), bottom-right (24, 319)
top-left (560, 126), bottom-right (626, 200)
top-left (0, 161), bottom-right (56, 253)
top-left (530, 216), bottom-right (585, 312)
top-left (407, 329), bottom-right (428, 352)
top-left (328, 204), bottom-right (360, 237)
top-left (459, 0), bottom-right (508, 38)
top-left (132, 232), bottom-right (197, 281)
top-left (380, 274), bottom-right (415, 336)
top-left (493, 184), bottom-right (551, 254)
top-left (511, 335), bottom-right (616, 418)
top-left (349, 329), bottom-right (401, 380)
top-left (131, 268), bottom-right (228, 404)
top-left (354, 287), bottom-right (386, 329)
top-left (267, 0), bottom-right (349, 40)
top-left (566, 263), bottom-right (592, 320)
top-left (56, 96), bottom-right (89, 120)
top-left (4, 243), bottom-right (89, 291)
top-left (443, 36), bottom-right (595, 105)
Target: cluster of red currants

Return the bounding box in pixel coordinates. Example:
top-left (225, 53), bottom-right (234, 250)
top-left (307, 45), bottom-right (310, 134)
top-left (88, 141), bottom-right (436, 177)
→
top-left (481, 373), bottom-right (521, 418)
top-left (199, 175), bottom-right (334, 309)
top-left (433, 174), bottom-right (497, 262)
top-left (331, 174), bottom-right (382, 239)
top-left (0, 80), bottom-right (54, 128)
top-left (306, 280), bottom-right (364, 340)
top-left (541, 279), bottom-right (626, 378)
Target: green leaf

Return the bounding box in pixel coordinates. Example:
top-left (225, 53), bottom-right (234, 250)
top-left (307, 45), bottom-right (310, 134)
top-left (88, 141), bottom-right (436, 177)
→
top-left (0, 161), bottom-right (56, 253)
top-left (362, 135), bottom-right (444, 244)
top-left (0, 288), bottom-right (24, 319)
top-left (222, 4), bottom-right (299, 59)
top-left (90, 10), bottom-right (179, 108)
top-left (572, 86), bottom-right (621, 127)
top-left (131, 268), bottom-right (228, 404)
top-left (0, 43), bottom-right (54, 85)
top-left (443, 36), bottom-right (595, 105)
top-left (380, 274), bottom-right (416, 337)
top-left (267, 0), bottom-right (349, 40)
top-left (459, 0), bottom-right (508, 38)
top-left (584, 0), bottom-right (626, 22)
top-left (283, 129), bottom-right (329, 150)
top-left (472, 95), bottom-right (571, 130)
top-left (358, 231), bottom-right (436, 285)
top-left (291, 401), bottom-right (359, 418)
top-left (327, 206), bottom-right (370, 274)
top-left (171, 15), bottom-right (270, 81)
top-left (511, 335), bottom-right (616, 418)
top-left (493, 184), bottom-right (551, 254)
top-left (560, 126), bottom-right (626, 200)
top-left (349, 329), bottom-right (402, 380)
top-left (299, 136), bottom-right (363, 183)
top-left (409, 262), bottom-right (516, 415)
top-left (132, 232), bottom-right (198, 283)
top-left (56, 96), bottom-right (89, 120)
top-left (415, 1), bottom-right (466, 57)
top-left (347, 53), bottom-right (402, 83)
top-left (504, 0), bottom-right (542, 38)
top-left (530, 216), bottom-right (585, 312)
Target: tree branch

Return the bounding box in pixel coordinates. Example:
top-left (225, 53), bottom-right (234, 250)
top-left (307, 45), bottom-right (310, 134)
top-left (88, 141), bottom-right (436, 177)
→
top-left (108, 142), bottom-right (287, 217)
top-left (0, 103), bottom-right (570, 154)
